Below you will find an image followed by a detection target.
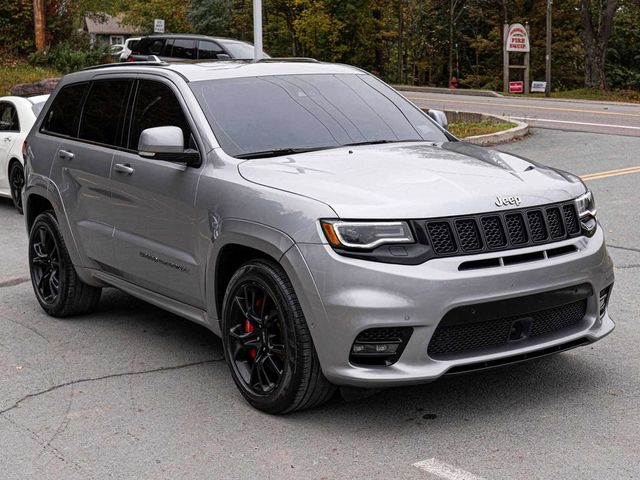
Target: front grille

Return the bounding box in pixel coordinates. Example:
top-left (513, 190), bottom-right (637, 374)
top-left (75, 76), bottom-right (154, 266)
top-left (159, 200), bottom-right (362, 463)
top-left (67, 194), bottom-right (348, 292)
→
top-left (426, 222), bottom-right (457, 254)
top-left (421, 201), bottom-right (581, 258)
top-left (427, 284), bottom-right (591, 358)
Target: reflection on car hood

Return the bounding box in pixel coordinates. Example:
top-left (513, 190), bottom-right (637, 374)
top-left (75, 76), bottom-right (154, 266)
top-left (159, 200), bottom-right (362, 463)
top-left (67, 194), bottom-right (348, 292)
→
top-left (237, 141), bottom-right (585, 219)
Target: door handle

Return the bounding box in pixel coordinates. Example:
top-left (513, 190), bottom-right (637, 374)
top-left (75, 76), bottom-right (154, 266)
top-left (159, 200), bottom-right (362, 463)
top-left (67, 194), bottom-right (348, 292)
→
top-left (114, 163), bottom-right (135, 175)
top-left (58, 149), bottom-right (74, 160)
top-left (4, 137), bottom-right (12, 142)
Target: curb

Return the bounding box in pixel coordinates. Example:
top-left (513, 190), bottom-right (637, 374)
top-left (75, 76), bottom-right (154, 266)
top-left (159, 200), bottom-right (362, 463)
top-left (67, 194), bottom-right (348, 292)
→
top-left (395, 85), bottom-right (503, 98)
top-left (440, 110), bottom-right (530, 146)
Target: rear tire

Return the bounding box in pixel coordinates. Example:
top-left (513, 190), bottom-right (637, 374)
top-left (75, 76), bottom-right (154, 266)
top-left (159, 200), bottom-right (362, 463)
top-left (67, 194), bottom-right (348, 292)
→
top-left (221, 259), bottom-right (335, 414)
top-left (28, 211), bottom-right (102, 317)
top-left (9, 161), bottom-right (24, 214)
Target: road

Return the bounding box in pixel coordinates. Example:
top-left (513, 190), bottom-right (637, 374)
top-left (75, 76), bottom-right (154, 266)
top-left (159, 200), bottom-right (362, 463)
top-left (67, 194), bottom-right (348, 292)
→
top-left (404, 90), bottom-right (640, 137)
top-left (1, 129), bottom-right (639, 479)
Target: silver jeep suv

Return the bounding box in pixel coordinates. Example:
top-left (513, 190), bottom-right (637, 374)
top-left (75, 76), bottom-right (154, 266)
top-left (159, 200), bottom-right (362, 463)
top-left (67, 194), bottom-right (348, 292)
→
top-left (23, 60), bottom-right (614, 413)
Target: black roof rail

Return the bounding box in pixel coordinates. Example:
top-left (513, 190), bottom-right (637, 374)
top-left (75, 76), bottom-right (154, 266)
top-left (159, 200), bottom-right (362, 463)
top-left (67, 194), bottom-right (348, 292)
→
top-left (82, 57), bottom-right (169, 71)
top-left (253, 57), bottom-right (321, 63)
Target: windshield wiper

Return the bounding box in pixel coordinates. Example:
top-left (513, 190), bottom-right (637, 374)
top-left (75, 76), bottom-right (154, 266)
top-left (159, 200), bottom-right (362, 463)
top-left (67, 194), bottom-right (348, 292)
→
top-left (341, 139), bottom-right (417, 147)
top-left (235, 147), bottom-right (332, 159)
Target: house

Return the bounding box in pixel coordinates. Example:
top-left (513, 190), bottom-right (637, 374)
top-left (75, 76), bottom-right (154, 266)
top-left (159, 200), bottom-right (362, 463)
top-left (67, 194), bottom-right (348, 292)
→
top-left (83, 13), bottom-right (140, 45)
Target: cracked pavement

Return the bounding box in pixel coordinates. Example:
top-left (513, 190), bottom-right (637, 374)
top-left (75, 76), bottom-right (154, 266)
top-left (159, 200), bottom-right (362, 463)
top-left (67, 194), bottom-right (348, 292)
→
top-left (1, 129), bottom-right (639, 479)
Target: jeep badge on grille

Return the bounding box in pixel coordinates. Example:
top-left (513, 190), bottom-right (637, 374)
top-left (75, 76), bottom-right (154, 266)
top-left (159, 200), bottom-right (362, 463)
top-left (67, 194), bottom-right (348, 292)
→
top-left (495, 195), bottom-right (522, 207)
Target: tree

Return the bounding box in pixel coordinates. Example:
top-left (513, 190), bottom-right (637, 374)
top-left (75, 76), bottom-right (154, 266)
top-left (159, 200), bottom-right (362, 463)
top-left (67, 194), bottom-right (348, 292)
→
top-left (448, 0), bottom-right (467, 84)
top-left (33, 0), bottom-right (45, 51)
top-left (189, 0), bottom-right (232, 36)
top-left (580, 0), bottom-right (619, 89)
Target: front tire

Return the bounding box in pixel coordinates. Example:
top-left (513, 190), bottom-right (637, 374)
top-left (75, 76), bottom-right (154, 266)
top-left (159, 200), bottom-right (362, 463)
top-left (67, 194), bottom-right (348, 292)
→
top-left (28, 211), bottom-right (102, 317)
top-left (221, 259), bottom-right (335, 413)
top-left (9, 161), bottom-right (24, 214)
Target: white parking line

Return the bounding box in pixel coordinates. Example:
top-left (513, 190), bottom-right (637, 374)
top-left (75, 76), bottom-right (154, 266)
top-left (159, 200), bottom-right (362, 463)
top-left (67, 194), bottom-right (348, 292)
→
top-left (413, 458), bottom-right (488, 480)
top-left (509, 116), bottom-right (640, 131)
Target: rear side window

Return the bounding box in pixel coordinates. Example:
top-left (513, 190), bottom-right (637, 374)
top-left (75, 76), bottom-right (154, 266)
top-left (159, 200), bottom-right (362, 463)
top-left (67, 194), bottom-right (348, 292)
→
top-left (145, 39), bottom-right (165, 55)
top-left (42, 83), bottom-right (88, 137)
top-left (79, 80), bottom-right (132, 147)
top-left (0, 102), bottom-right (19, 131)
top-left (129, 80), bottom-right (192, 150)
top-left (198, 40), bottom-right (224, 59)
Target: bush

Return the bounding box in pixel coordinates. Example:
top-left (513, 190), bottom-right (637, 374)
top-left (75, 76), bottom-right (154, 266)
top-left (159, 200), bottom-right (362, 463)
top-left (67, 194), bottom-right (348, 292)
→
top-left (28, 32), bottom-right (112, 74)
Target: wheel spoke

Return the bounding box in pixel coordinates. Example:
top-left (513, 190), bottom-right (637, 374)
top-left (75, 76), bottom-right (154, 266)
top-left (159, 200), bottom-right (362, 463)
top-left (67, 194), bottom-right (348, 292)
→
top-left (265, 354), bottom-right (283, 377)
top-left (269, 342), bottom-right (286, 359)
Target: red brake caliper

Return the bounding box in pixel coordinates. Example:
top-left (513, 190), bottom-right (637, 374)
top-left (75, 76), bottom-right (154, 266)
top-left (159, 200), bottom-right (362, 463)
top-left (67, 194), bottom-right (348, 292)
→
top-left (245, 296), bottom-right (263, 360)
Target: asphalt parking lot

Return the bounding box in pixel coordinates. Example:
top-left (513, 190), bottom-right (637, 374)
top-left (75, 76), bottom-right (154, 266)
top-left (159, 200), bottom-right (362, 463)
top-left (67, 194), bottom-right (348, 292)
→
top-left (1, 129), bottom-right (639, 480)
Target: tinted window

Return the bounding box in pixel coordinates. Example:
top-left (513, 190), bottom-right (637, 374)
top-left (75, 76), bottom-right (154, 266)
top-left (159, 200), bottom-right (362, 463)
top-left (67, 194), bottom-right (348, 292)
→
top-left (169, 39), bottom-right (196, 59)
top-left (145, 39), bottom-right (165, 55)
top-left (42, 83), bottom-right (88, 137)
top-left (190, 74), bottom-right (447, 158)
top-left (79, 80), bottom-right (132, 146)
top-left (0, 102), bottom-right (19, 131)
top-left (198, 40), bottom-right (224, 60)
top-left (129, 80), bottom-right (192, 150)
top-left (162, 39), bottom-right (174, 56)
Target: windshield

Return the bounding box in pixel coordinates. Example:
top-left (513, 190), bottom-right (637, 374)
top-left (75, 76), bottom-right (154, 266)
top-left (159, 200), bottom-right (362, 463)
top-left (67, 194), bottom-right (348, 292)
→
top-left (190, 73), bottom-right (448, 158)
top-left (32, 101), bottom-right (47, 116)
top-left (218, 40), bottom-right (258, 59)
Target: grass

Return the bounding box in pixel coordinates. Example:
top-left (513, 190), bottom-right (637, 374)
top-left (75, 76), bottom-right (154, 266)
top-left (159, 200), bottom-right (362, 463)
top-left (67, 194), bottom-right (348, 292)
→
top-left (449, 121), bottom-right (516, 138)
top-left (0, 60), bottom-right (61, 95)
top-left (505, 88), bottom-right (640, 103)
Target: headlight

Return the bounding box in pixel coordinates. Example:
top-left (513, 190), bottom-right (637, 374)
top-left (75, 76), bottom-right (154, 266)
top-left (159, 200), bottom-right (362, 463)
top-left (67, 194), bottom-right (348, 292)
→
top-left (321, 220), bottom-right (414, 250)
top-left (574, 190), bottom-right (596, 218)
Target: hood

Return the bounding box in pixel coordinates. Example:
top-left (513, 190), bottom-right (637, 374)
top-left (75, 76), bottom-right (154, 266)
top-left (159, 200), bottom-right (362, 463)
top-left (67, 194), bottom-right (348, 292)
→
top-left (238, 141), bottom-right (586, 219)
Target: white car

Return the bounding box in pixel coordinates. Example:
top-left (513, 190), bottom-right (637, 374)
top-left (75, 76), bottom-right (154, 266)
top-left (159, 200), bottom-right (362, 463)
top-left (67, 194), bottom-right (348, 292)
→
top-left (119, 37), bottom-right (141, 62)
top-left (0, 95), bottom-right (49, 213)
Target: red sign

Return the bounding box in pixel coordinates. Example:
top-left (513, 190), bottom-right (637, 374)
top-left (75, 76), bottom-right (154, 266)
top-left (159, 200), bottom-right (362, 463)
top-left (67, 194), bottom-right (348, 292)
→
top-left (509, 81), bottom-right (524, 94)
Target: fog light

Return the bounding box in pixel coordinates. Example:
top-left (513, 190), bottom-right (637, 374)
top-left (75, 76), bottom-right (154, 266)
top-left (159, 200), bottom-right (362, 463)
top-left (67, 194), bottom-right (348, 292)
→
top-left (352, 342), bottom-right (399, 354)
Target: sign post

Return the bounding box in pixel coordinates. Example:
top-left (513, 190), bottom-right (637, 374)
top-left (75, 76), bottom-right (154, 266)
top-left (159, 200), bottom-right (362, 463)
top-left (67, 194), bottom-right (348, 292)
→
top-left (503, 22), bottom-right (531, 94)
top-left (253, 0), bottom-right (263, 60)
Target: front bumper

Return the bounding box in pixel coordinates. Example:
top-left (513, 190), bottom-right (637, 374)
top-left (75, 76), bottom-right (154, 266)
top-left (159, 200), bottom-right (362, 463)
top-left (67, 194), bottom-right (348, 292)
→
top-left (285, 226), bottom-right (614, 387)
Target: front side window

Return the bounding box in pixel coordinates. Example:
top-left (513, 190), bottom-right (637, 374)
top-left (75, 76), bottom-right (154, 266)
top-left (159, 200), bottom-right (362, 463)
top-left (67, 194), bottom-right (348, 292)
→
top-left (129, 80), bottom-right (192, 150)
top-left (79, 80), bottom-right (132, 147)
top-left (42, 83), bottom-right (88, 137)
top-left (169, 39), bottom-right (196, 59)
top-left (0, 102), bottom-right (19, 131)
top-left (198, 40), bottom-right (224, 60)
top-left (190, 73), bottom-right (448, 158)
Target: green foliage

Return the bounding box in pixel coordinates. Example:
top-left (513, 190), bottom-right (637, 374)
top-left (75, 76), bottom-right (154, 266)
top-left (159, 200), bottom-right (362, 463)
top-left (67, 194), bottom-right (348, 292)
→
top-left (4, 0), bottom-right (640, 92)
top-left (28, 32), bottom-right (111, 74)
top-left (116, 0), bottom-right (192, 34)
top-left (188, 0), bottom-right (232, 36)
top-left (0, 0), bottom-right (35, 55)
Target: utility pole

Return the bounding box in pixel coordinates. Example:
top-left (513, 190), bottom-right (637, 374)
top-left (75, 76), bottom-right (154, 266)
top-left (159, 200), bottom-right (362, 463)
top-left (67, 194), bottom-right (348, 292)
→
top-left (33, 0), bottom-right (45, 51)
top-left (253, 0), bottom-right (263, 60)
top-left (545, 0), bottom-right (552, 97)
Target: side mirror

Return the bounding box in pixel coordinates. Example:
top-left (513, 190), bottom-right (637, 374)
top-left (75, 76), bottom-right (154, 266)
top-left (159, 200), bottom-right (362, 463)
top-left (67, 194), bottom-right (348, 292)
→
top-left (216, 53), bottom-right (231, 60)
top-left (138, 126), bottom-right (200, 166)
top-left (427, 109), bottom-right (449, 131)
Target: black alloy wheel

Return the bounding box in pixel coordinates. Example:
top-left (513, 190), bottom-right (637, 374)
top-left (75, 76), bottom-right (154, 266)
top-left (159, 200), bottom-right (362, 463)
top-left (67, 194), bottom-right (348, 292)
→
top-left (28, 211), bottom-right (102, 317)
top-left (221, 259), bottom-right (335, 414)
top-left (9, 162), bottom-right (24, 214)
top-left (227, 282), bottom-right (287, 395)
top-left (30, 221), bottom-right (61, 305)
